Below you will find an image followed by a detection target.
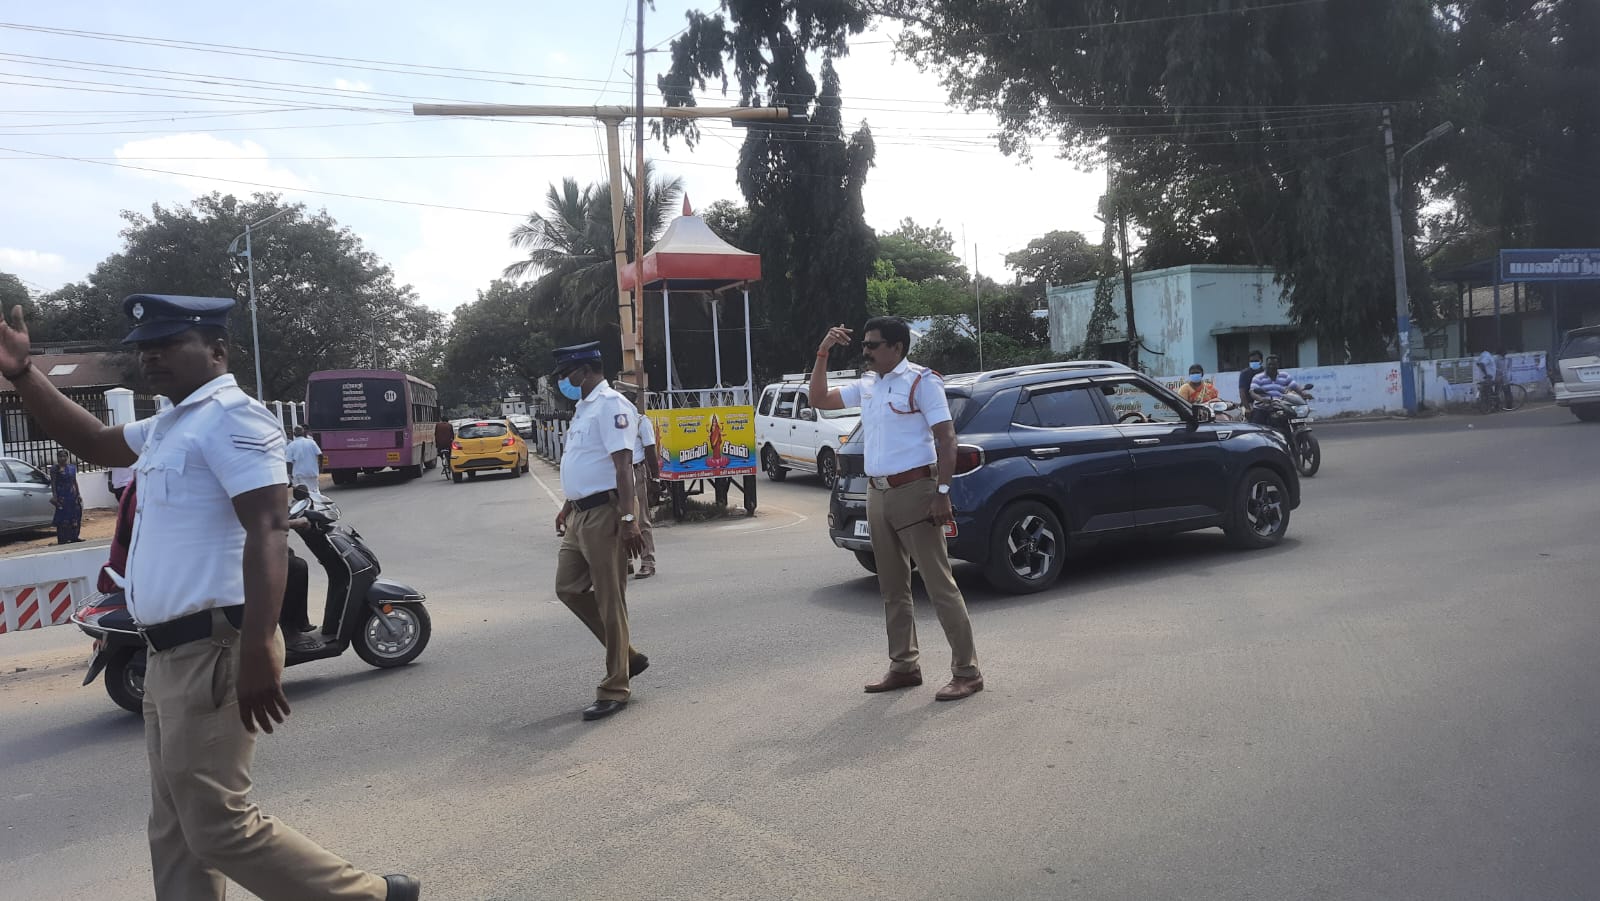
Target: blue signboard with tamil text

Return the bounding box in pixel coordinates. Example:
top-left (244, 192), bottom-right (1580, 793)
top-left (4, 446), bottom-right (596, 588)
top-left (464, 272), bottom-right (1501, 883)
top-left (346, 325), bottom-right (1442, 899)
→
top-left (1499, 249), bottom-right (1600, 282)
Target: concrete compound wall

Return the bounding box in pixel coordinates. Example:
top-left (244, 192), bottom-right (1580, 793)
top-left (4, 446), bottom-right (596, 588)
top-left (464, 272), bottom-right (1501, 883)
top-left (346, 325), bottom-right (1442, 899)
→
top-left (1181, 361), bottom-right (1408, 417)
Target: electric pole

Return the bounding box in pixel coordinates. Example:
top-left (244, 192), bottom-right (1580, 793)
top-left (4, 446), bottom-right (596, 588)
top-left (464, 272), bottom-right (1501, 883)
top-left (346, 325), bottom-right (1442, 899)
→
top-left (1110, 164), bottom-right (1139, 372)
top-left (1382, 106), bottom-right (1416, 414)
top-left (974, 243), bottom-right (984, 372)
top-left (633, 0), bottom-right (647, 406)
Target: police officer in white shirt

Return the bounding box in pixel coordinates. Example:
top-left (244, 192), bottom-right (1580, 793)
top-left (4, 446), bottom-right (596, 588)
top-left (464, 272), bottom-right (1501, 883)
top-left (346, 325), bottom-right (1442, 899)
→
top-left (0, 295), bottom-right (417, 901)
top-left (809, 317), bottom-right (984, 702)
top-left (630, 404), bottom-right (659, 579)
top-left (551, 342), bottom-right (649, 721)
top-left (286, 425), bottom-right (323, 493)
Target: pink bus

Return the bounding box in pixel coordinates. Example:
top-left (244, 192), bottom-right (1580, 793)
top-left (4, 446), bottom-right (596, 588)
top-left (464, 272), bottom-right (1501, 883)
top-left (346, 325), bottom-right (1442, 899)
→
top-left (305, 369), bottom-right (439, 485)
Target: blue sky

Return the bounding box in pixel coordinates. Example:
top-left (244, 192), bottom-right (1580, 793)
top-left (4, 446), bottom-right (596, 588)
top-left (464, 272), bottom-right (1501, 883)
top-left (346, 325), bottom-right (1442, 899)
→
top-left (0, 1), bottom-right (1105, 312)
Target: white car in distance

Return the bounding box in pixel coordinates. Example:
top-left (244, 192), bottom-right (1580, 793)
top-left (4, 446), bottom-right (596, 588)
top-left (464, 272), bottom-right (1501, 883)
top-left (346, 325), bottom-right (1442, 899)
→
top-left (756, 373), bottom-right (861, 487)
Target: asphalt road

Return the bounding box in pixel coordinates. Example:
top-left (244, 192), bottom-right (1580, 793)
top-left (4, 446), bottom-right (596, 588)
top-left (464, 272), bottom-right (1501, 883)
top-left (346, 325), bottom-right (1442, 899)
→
top-left (3, 404), bottom-right (1597, 900)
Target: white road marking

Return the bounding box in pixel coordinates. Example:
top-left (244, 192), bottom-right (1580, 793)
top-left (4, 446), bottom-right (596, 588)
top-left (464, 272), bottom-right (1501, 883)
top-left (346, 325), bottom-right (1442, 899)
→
top-left (527, 465), bottom-right (563, 508)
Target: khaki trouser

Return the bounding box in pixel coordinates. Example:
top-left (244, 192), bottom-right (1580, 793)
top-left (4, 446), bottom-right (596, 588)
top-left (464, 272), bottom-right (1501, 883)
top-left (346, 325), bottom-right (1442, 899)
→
top-left (144, 609), bottom-right (388, 901)
top-left (555, 503), bottom-right (635, 701)
top-left (867, 478), bottom-right (981, 679)
top-left (632, 463), bottom-right (656, 564)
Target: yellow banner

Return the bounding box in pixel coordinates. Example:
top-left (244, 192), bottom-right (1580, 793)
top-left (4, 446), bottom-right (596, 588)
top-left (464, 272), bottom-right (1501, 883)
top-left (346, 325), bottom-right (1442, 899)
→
top-left (650, 405), bottom-right (757, 480)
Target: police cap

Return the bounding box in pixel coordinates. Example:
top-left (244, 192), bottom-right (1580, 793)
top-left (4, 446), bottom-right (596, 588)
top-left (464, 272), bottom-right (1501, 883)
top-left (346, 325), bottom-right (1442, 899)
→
top-left (551, 341), bottom-right (603, 377)
top-left (121, 294), bottom-right (235, 345)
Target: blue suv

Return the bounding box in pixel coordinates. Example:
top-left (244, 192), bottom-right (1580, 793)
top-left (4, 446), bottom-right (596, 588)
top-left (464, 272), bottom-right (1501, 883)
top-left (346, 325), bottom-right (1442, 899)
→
top-left (827, 361), bottom-right (1302, 593)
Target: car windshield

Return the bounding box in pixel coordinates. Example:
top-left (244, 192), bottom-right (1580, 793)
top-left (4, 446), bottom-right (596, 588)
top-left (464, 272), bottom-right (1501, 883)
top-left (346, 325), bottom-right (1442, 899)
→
top-left (819, 406), bottom-right (860, 420)
top-left (459, 422), bottom-right (508, 439)
top-left (1560, 333), bottom-right (1600, 359)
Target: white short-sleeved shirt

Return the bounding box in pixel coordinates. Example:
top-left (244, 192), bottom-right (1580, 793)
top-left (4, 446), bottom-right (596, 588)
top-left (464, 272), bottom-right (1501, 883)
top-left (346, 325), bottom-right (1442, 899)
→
top-left (287, 435), bottom-right (322, 481)
top-left (120, 374), bottom-right (289, 626)
top-left (836, 359), bottom-right (952, 478)
top-left (560, 381), bottom-right (635, 500)
top-left (631, 412), bottom-right (656, 465)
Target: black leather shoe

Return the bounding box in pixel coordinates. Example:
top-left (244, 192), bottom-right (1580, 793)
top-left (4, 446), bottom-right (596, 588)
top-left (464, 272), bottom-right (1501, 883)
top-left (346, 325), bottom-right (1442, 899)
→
top-left (582, 699), bottom-right (627, 721)
top-left (629, 654), bottom-right (650, 677)
top-left (385, 874), bottom-right (421, 901)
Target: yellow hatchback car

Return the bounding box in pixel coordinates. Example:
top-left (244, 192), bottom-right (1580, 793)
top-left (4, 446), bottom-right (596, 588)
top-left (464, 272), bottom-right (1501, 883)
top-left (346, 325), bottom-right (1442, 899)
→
top-left (450, 418), bottom-right (530, 483)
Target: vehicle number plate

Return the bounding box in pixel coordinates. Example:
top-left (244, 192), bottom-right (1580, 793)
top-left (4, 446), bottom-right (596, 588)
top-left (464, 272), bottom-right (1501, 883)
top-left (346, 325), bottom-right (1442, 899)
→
top-left (1579, 367), bottom-right (1600, 383)
top-left (853, 520), bottom-right (870, 538)
top-left (386, 452), bottom-right (402, 463)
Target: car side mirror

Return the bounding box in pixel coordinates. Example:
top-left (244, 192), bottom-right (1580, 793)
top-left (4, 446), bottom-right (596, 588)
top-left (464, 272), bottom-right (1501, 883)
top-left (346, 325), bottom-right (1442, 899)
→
top-left (799, 409), bottom-right (816, 422)
top-left (1192, 403), bottom-right (1215, 424)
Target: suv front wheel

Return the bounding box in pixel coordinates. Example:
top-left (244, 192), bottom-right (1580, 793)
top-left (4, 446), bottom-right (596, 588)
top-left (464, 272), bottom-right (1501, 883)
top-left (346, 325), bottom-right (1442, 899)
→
top-left (1225, 466), bottom-right (1290, 549)
top-left (985, 500), bottom-right (1065, 594)
top-left (761, 445), bottom-right (788, 481)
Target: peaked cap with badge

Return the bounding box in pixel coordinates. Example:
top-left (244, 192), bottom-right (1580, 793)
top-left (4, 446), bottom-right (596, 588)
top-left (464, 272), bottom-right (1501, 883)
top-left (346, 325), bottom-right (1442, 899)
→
top-left (121, 294), bottom-right (235, 345)
top-left (551, 340), bottom-right (603, 377)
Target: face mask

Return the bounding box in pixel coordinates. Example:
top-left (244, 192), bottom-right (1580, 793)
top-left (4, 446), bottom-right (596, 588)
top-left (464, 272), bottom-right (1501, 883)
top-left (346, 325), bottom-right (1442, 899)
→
top-left (1188, 373), bottom-right (1204, 384)
top-left (1249, 361), bottom-right (1263, 371)
top-left (558, 377), bottom-right (583, 401)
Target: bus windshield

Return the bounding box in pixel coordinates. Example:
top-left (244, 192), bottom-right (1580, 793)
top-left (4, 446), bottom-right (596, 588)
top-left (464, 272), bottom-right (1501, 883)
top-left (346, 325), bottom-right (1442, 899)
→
top-left (307, 378), bottom-right (408, 430)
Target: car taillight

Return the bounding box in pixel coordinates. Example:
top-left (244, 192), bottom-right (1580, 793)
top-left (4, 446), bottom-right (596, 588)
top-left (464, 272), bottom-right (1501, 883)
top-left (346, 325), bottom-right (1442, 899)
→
top-left (953, 445), bottom-right (985, 476)
top-left (451, 440), bottom-right (462, 451)
top-left (502, 437), bottom-right (514, 447)
top-left (943, 522), bottom-right (958, 538)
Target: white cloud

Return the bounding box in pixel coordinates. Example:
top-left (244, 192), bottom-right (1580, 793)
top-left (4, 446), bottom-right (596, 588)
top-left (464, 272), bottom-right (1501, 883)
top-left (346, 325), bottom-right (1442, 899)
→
top-left (0, 247), bottom-right (67, 275)
top-left (113, 134), bottom-right (310, 195)
top-left (334, 78), bottom-right (374, 93)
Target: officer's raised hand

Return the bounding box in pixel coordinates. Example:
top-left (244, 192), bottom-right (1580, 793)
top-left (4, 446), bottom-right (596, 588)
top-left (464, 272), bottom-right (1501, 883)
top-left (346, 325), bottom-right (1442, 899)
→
top-left (0, 305), bottom-right (33, 375)
top-left (818, 324), bottom-right (853, 353)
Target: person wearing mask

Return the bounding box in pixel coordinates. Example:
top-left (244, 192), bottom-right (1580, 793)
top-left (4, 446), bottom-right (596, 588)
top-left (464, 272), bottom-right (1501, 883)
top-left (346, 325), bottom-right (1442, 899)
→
top-left (809, 317), bottom-right (985, 702)
top-left (1238, 350), bottom-right (1264, 410)
top-left (0, 295), bottom-right (418, 901)
top-left (1249, 354), bottom-right (1306, 426)
top-left (1177, 364), bottom-right (1219, 405)
top-left (549, 341), bottom-right (649, 721)
top-left (49, 449), bottom-right (84, 544)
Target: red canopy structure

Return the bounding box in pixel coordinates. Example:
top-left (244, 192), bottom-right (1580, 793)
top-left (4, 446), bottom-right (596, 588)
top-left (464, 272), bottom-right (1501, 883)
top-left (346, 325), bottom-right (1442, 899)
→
top-left (618, 203), bottom-right (761, 292)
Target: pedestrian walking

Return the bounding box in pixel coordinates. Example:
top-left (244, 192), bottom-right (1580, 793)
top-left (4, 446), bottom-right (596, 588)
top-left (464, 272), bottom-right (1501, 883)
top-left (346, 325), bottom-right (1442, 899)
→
top-left (809, 317), bottom-right (985, 701)
top-left (0, 294), bottom-right (418, 901)
top-left (550, 341), bottom-right (649, 721)
top-left (631, 403), bottom-right (659, 579)
top-left (286, 425), bottom-right (323, 494)
top-left (50, 449), bottom-right (83, 544)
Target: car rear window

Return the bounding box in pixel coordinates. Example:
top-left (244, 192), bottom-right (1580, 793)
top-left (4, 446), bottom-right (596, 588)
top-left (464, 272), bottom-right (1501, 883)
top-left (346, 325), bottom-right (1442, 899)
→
top-left (459, 422), bottom-right (508, 439)
top-left (1560, 333), bottom-right (1600, 359)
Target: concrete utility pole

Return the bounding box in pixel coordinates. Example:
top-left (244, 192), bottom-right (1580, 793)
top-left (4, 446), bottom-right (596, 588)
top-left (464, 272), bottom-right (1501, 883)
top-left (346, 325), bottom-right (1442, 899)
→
top-left (974, 243), bottom-right (984, 372)
top-left (413, 102), bottom-right (791, 405)
top-left (1383, 108), bottom-right (1453, 415)
top-left (1108, 164), bottom-right (1139, 372)
top-left (633, 0), bottom-right (646, 404)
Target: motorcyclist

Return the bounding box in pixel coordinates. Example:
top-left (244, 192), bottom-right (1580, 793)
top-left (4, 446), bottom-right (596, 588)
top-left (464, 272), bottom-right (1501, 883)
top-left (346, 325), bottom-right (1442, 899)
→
top-left (1249, 354), bottom-right (1308, 430)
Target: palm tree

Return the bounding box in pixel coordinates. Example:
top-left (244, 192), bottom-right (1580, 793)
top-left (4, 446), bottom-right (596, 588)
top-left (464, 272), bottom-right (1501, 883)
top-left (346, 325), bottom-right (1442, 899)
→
top-left (505, 163), bottom-right (684, 330)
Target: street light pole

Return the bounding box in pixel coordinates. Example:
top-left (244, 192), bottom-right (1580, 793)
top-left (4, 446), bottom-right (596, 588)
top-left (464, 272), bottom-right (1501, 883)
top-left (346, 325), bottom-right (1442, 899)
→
top-left (227, 207), bottom-right (291, 400)
top-left (1383, 110), bottom-right (1453, 415)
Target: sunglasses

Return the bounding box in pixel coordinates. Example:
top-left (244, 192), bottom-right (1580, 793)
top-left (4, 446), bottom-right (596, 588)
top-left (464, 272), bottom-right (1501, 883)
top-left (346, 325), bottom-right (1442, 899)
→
top-left (861, 340), bottom-right (886, 350)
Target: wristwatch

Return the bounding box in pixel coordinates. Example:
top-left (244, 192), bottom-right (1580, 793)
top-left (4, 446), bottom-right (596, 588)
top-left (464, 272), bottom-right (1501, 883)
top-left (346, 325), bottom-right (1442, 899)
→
top-left (937, 483), bottom-right (951, 495)
top-left (621, 513), bottom-right (637, 523)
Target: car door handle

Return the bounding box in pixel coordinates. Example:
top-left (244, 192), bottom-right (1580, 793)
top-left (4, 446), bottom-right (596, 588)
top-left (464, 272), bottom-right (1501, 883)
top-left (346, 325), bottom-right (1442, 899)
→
top-left (1028, 447), bottom-right (1063, 457)
top-left (1132, 438), bottom-right (1162, 446)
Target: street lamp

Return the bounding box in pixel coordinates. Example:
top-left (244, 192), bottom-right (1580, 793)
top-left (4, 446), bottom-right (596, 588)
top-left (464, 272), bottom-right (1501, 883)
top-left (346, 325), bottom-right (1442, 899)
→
top-left (226, 207), bottom-right (291, 400)
top-left (1383, 111), bottom-right (1453, 414)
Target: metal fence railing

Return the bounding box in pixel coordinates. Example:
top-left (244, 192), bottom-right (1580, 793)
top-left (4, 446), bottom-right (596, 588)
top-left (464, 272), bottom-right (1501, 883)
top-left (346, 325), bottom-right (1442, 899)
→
top-left (1, 389), bottom-right (116, 472)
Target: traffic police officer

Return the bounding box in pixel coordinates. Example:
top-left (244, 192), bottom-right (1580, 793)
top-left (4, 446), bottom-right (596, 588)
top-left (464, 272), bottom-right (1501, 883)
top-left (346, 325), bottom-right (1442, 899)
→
top-left (630, 402), bottom-right (659, 579)
top-left (809, 317), bottom-right (985, 701)
top-left (0, 295), bottom-right (418, 901)
top-left (551, 341), bottom-right (648, 720)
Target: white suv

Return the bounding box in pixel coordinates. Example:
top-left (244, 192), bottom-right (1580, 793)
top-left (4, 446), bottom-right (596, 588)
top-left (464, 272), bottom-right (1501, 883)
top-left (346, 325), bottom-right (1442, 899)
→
top-left (756, 374), bottom-right (861, 486)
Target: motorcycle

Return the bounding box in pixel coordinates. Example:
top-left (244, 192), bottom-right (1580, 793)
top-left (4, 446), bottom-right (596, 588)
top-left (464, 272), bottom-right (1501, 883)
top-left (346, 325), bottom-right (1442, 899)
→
top-left (72, 486), bottom-right (432, 714)
top-left (1249, 385), bottom-right (1321, 478)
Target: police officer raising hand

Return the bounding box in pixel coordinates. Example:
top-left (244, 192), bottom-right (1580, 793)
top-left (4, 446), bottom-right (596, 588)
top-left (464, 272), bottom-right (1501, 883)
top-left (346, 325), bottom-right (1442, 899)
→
top-left (0, 297), bottom-right (418, 900)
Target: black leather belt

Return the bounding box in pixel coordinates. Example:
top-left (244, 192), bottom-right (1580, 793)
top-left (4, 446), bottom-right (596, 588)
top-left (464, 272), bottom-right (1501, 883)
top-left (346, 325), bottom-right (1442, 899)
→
top-left (573, 490), bottom-right (616, 512)
top-left (143, 605), bottom-right (245, 652)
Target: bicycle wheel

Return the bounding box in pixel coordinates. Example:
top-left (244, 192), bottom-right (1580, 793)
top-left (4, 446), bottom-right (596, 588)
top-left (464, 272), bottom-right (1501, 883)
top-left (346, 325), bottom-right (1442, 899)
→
top-left (1474, 389), bottom-right (1497, 414)
top-left (1501, 383), bottom-right (1528, 411)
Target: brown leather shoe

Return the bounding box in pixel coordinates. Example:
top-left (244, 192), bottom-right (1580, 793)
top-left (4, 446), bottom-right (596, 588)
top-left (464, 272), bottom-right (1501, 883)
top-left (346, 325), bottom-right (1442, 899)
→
top-left (935, 676), bottom-right (984, 701)
top-left (864, 669), bottom-right (923, 693)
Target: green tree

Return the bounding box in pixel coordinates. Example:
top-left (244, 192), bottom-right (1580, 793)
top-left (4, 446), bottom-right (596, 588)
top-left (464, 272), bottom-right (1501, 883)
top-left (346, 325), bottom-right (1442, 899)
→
top-left (0, 272), bottom-right (29, 312)
top-left (896, 0), bottom-right (1445, 361)
top-left (878, 217), bottom-right (966, 283)
top-left (661, 2), bottom-right (878, 382)
top-left (1004, 230), bottom-right (1100, 305)
top-left (25, 193), bottom-right (434, 399)
top-left (700, 199), bottom-right (754, 247)
top-left (505, 164), bottom-right (684, 332)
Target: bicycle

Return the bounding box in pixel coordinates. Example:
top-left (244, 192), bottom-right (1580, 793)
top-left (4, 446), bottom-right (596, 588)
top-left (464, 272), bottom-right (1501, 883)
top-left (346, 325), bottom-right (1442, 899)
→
top-left (1474, 380), bottom-right (1527, 414)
